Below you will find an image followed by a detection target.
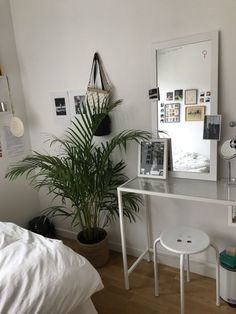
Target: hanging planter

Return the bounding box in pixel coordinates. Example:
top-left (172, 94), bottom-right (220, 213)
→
top-left (93, 113), bottom-right (111, 136)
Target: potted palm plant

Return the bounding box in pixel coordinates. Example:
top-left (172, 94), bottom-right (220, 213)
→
top-left (6, 97), bottom-right (150, 267)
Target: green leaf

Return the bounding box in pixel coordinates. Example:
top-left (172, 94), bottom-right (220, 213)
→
top-left (5, 97), bottom-right (151, 242)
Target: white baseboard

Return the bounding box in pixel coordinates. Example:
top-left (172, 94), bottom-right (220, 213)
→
top-left (56, 228), bottom-right (216, 280)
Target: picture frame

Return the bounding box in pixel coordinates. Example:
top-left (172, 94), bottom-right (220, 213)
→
top-left (68, 90), bottom-right (86, 117)
top-left (185, 105), bottom-right (205, 121)
top-left (138, 139), bottom-right (168, 179)
top-left (185, 89), bottom-right (198, 105)
top-left (165, 103), bottom-right (180, 123)
top-left (203, 115), bottom-right (221, 140)
top-left (51, 91), bottom-right (70, 117)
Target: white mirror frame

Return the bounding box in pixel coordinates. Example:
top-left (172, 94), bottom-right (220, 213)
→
top-left (151, 31), bottom-right (219, 181)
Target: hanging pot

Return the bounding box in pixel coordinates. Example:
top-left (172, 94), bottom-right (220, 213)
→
top-left (77, 228), bottom-right (109, 268)
top-left (93, 114), bottom-right (111, 136)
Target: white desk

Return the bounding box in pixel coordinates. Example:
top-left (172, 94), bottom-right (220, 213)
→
top-left (117, 176), bottom-right (236, 289)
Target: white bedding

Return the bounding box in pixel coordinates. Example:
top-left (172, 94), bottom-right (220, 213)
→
top-left (0, 222), bottom-right (103, 314)
top-left (173, 150), bottom-right (210, 173)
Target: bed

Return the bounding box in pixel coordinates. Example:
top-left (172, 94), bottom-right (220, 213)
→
top-left (173, 150), bottom-right (210, 173)
top-left (0, 222), bottom-right (103, 314)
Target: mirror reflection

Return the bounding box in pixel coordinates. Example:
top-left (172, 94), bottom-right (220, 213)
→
top-left (157, 41), bottom-right (211, 173)
top-left (153, 32), bottom-right (218, 180)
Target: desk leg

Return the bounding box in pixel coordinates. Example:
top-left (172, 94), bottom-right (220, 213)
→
top-left (144, 195), bottom-right (152, 262)
top-left (118, 189), bottom-right (129, 290)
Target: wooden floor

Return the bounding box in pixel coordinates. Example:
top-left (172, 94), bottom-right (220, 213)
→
top-left (61, 238), bottom-right (236, 314)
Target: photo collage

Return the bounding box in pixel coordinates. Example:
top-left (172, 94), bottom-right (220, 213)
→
top-left (159, 88), bottom-right (211, 124)
top-left (158, 88), bottom-right (221, 140)
top-left (51, 90), bottom-right (86, 118)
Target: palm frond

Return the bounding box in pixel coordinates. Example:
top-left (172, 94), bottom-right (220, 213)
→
top-left (6, 97), bottom-right (152, 242)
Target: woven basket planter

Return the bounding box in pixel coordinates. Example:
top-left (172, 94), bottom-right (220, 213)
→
top-left (77, 228), bottom-right (109, 268)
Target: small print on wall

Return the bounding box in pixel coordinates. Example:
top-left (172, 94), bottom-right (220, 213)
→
top-left (185, 89), bottom-right (197, 105)
top-left (68, 90), bottom-right (86, 116)
top-left (185, 105), bottom-right (205, 121)
top-left (174, 89), bottom-right (183, 101)
top-left (166, 92), bottom-right (173, 101)
top-left (51, 92), bottom-right (69, 116)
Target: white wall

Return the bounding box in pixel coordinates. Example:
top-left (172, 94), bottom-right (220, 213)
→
top-left (0, 0), bottom-right (40, 226)
top-left (8, 0), bottom-right (236, 274)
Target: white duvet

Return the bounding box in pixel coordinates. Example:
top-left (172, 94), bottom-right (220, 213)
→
top-left (0, 222), bottom-right (103, 314)
top-left (173, 150), bottom-right (210, 173)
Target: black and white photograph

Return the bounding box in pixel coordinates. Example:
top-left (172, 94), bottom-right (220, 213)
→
top-left (138, 139), bottom-right (168, 179)
top-left (149, 88), bottom-right (159, 100)
top-left (166, 92), bottom-right (173, 101)
top-left (68, 90), bottom-right (86, 117)
top-left (174, 89), bottom-right (183, 101)
top-left (203, 115), bottom-right (221, 140)
top-left (74, 95), bottom-right (85, 114)
top-left (51, 92), bottom-right (69, 117)
top-left (54, 97), bottom-right (67, 116)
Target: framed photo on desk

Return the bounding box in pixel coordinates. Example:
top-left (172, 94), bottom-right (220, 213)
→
top-left (138, 139), bottom-right (168, 179)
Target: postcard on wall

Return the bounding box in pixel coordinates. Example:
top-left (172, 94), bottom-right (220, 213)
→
top-left (51, 92), bottom-right (70, 117)
top-left (174, 89), bottom-right (183, 101)
top-left (166, 92), bottom-right (173, 101)
top-left (68, 90), bottom-right (86, 117)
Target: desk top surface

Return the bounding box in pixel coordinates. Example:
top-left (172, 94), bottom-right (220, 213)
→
top-left (118, 176), bottom-right (236, 206)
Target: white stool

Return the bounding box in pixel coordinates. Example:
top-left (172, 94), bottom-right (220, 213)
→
top-left (153, 226), bottom-right (220, 314)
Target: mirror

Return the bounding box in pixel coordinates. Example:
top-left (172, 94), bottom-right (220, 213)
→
top-left (152, 31), bottom-right (219, 181)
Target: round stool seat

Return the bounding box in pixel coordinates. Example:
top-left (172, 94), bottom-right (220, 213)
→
top-left (160, 226), bottom-right (210, 255)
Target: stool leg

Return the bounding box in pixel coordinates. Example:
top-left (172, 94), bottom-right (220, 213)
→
top-left (153, 237), bottom-right (160, 296)
top-left (185, 254), bottom-right (190, 282)
top-left (210, 243), bottom-right (220, 306)
top-left (180, 254), bottom-right (185, 314)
